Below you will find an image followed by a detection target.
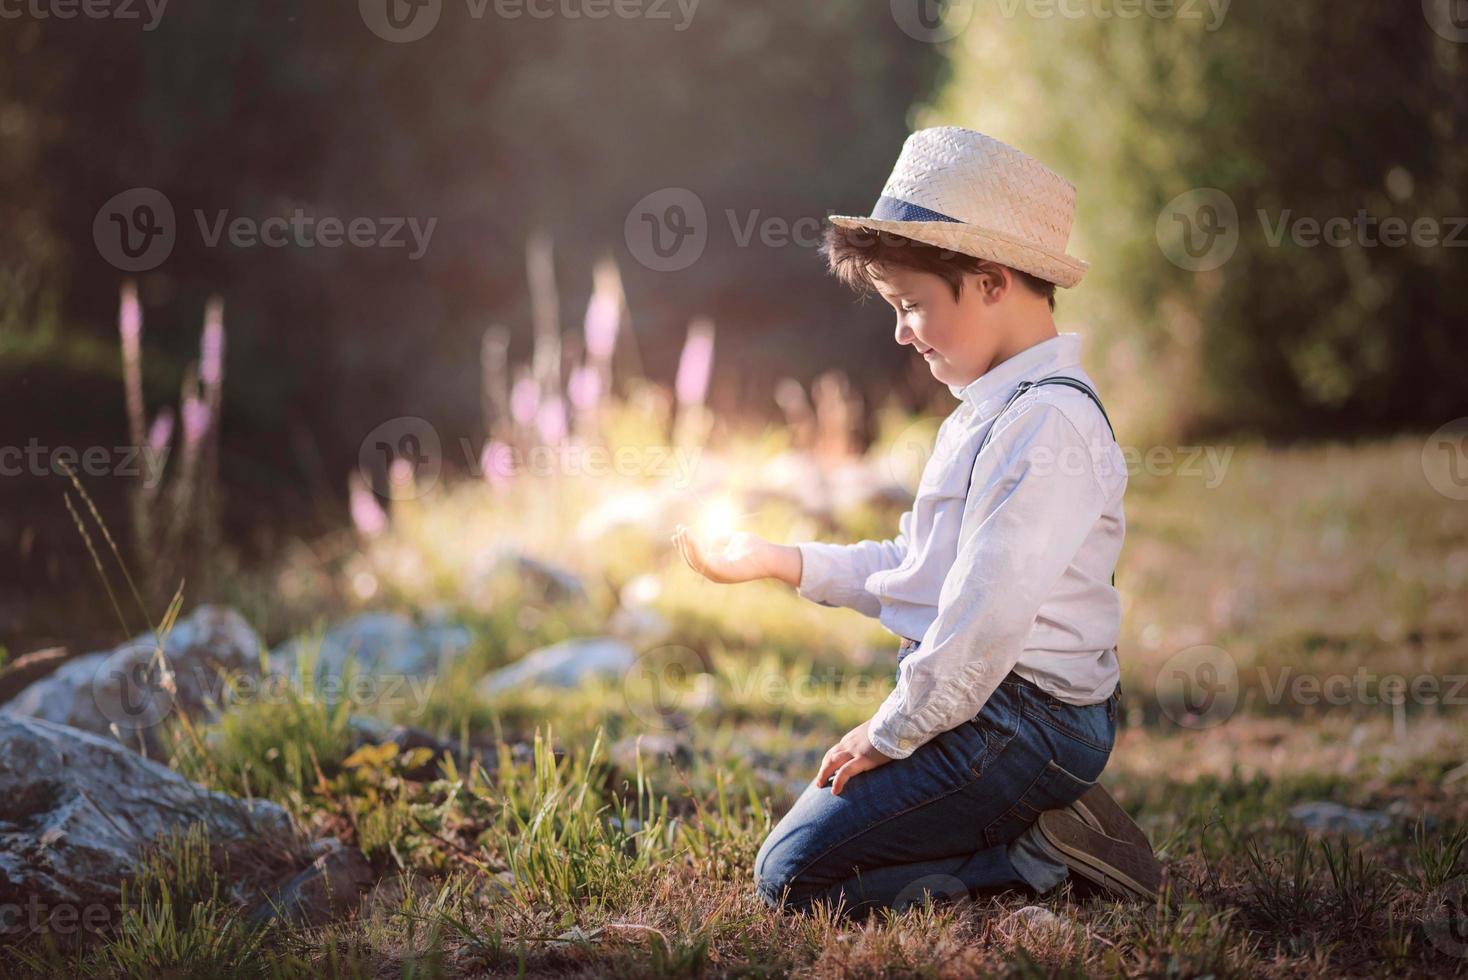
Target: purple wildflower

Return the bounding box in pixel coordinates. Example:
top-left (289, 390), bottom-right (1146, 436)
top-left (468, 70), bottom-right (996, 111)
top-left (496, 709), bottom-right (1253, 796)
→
top-left (675, 318), bottom-right (715, 407)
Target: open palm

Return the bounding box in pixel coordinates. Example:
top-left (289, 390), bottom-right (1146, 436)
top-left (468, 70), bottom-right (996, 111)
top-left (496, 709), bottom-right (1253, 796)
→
top-left (672, 524), bottom-right (766, 584)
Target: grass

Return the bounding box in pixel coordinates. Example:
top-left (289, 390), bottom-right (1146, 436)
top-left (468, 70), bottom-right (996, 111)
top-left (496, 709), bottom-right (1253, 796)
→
top-left (4, 432), bottom-right (1466, 977)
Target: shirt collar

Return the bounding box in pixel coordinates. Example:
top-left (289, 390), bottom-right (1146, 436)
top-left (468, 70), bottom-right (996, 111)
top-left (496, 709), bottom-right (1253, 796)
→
top-left (947, 332), bottom-right (1084, 417)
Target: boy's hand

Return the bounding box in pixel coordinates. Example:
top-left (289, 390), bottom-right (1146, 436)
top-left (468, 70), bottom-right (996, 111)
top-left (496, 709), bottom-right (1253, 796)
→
top-left (816, 720), bottom-right (894, 796)
top-left (672, 524), bottom-right (801, 586)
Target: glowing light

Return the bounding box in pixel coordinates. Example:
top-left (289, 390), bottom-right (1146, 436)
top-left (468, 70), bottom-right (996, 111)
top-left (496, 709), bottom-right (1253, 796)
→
top-left (696, 495), bottom-right (740, 549)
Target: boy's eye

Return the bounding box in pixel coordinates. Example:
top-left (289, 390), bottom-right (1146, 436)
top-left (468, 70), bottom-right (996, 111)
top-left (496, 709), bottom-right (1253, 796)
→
top-left (900, 302), bottom-right (919, 313)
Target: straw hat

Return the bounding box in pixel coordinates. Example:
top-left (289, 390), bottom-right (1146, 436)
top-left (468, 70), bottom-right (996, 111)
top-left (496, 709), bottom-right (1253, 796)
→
top-left (828, 126), bottom-right (1088, 288)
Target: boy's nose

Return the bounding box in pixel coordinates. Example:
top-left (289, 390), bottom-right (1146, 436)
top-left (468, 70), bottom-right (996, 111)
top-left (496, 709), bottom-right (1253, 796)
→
top-left (893, 320), bottom-right (915, 346)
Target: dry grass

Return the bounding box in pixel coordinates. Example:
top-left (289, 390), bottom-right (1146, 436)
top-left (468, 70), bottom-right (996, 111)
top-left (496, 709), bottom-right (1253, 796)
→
top-left (6, 434), bottom-right (1467, 978)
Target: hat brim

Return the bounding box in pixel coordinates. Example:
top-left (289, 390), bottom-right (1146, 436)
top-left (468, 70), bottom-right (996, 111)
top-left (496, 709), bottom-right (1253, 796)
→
top-left (827, 215), bottom-right (1088, 288)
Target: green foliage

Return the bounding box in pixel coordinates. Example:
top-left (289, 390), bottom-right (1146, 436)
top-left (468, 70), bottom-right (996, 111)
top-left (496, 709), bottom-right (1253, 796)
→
top-left (930, 1), bottom-right (1468, 437)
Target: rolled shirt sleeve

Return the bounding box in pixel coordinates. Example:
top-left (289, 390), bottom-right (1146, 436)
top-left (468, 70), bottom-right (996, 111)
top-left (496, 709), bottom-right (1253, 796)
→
top-left (866, 404), bottom-right (1108, 760)
top-left (794, 509), bottom-right (912, 619)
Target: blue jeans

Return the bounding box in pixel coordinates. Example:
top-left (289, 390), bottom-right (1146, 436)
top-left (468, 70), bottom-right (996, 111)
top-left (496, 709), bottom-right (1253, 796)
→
top-left (753, 666), bottom-right (1118, 917)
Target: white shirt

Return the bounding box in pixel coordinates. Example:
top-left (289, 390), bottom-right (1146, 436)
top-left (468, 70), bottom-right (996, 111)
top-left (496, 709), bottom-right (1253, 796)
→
top-left (796, 332), bottom-right (1126, 760)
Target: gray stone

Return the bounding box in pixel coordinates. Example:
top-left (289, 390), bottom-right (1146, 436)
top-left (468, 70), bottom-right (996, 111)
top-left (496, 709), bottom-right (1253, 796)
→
top-left (611, 733), bottom-right (693, 770)
top-left (249, 837), bottom-right (374, 926)
top-left (1009, 905), bottom-right (1068, 930)
top-left (477, 637), bottom-right (635, 696)
top-left (4, 605), bottom-right (260, 751)
top-left (0, 714), bottom-right (291, 910)
top-left (1288, 801), bottom-right (1392, 837)
top-left (498, 552), bottom-right (587, 604)
top-left (271, 611), bottom-right (472, 688)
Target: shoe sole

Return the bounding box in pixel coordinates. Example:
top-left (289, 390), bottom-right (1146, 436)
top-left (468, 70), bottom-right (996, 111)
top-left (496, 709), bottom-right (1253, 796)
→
top-left (1071, 783), bottom-right (1154, 853)
top-left (1037, 810), bottom-right (1162, 902)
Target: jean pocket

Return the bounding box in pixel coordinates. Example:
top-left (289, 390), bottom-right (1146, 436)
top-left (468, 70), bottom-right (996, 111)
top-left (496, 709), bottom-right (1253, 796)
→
top-left (1023, 690), bottom-right (1116, 754)
top-left (981, 758), bottom-right (1097, 848)
top-left (966, 685), bottom-right (1021, 776)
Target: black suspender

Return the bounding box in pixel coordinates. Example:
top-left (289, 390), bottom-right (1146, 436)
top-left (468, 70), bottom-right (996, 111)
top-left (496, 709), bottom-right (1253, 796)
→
top-left (967, 374), bottom-right (1119, 586)
top-left (974, 376), bottom-right (1116, 457)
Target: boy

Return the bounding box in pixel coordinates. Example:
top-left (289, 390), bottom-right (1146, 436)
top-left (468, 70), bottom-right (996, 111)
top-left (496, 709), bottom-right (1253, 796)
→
top-left (673, 127), bottom-right (1163, 916)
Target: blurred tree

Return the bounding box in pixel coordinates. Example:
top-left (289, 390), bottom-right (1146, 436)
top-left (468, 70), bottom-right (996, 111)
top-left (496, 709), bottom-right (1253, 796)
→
top-left (928, 0), bottom-right (1468, 439)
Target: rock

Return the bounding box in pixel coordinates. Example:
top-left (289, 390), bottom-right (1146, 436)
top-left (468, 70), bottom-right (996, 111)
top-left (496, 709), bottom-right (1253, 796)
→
top-left (249, 837), bottom-right (374, 926)
top-left (0, 646), bottom-right (73, 706)
top-left (481, 870), bottom-right (516, 902)
top-left (1009, 905), bottom-right (1068, 930)
top-left (611, 733), bottom-right (693, 770)
top-left (271, 612), bottom-right (472, 691)
top-left (0, 714), bottom-right (291, 911)
top-left (497, 552), bottom-right (587, 604)
top-left (477, 637), bottom-right (635, 696)
top-left (1288, 801), bottom-right (1392, 837)
top-left (4, 605), bottom-right (260, 751)
top-left (607, 606), bottom-right (671, 644)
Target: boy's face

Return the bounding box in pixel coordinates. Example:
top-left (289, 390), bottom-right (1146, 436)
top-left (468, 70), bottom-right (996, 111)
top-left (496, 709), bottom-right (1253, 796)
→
top-left (870, 265), bottom-right (1008, 388)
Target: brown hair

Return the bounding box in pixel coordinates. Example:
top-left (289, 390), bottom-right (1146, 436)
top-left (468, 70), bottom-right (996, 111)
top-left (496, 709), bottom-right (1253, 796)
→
top-left (819, 224), bottom-right (1057, 311)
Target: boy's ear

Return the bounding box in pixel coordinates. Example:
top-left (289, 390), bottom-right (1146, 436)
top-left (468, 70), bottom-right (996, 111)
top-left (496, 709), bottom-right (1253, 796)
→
top-left (971, 261), bottom-right (1010, 303)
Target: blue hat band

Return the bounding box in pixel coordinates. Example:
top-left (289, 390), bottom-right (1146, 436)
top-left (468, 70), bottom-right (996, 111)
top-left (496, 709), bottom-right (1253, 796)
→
top-left (869, 195), bottom-right (961, 224)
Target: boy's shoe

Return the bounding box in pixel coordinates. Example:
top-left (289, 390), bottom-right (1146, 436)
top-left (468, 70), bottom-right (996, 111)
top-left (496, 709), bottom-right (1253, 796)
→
top-left (1068, 783), bottom-right (1154, 853)
top-left (1036, 809), bottom-right (1163, 902)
